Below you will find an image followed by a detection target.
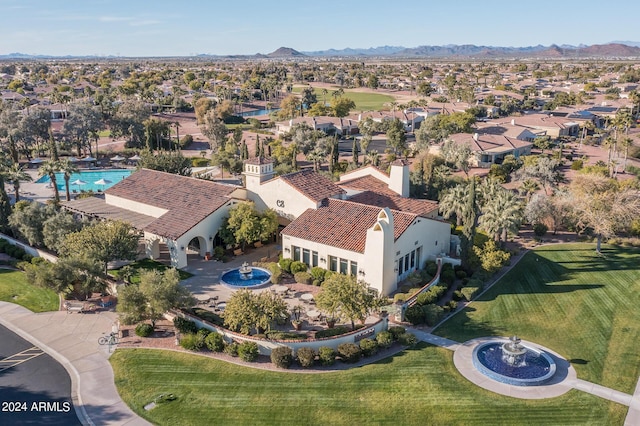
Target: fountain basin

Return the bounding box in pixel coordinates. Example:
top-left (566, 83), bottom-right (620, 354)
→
top-left (472, 340), bottom-right (556, 386)
top-left (220, 266), bottom-right (272, 289)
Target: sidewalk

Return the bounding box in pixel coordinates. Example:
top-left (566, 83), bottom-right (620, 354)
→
top-left (0, 301), bottom-right (151, 426)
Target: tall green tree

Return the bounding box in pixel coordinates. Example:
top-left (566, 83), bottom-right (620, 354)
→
top-left (331, 96), bottom-right (356, 117)
top-left (200, 110), bottom-right (228, 152)
top-left (440, 139), bottom-right (472, 176)
top-left (385, 119), bottom-right (406, 155)
top-left (38, 160), bottom-right (61, 204)
top-left (118, 268), bottom-right (194, 327)
top-left (59, 220), bottom-right (140, 274)
top-left (315, 274), bottom-right (382, 329)
top-left (138, 151), bottom-right (192, 176)
top-left (58, 159), bottom-right (78, 202)
top-left (8, 201), bottom-right (56, 247)
top-left (439, 184), bottom-right (468, 226)
top-left (2, 163), bottom-right (32, 202)
top-left (570, 174), bottom-right (640, 253)
top-left (479, 188), bottom-right (524, 243)
top-left (63, 101), bottom-right (103, 156)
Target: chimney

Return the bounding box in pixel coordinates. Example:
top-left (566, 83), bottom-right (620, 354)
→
top-left (389, 160), bottom-right (409, 198)
top-left (511, 118), bottom-right (516, 126)
top-left (473, 133), bottom-right (479, 141)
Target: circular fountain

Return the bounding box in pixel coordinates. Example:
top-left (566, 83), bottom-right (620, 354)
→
top-left (238, 262), bottom-right (253, 279)
top-left (220, 263), bottom-right (271, 289)
top-left (472, 336), bottom-right (556, 386)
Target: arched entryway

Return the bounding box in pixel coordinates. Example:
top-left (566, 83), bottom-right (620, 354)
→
top-left (187, 236), bottom-right (207, 260)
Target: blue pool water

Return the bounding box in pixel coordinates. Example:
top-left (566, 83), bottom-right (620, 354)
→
top-left (36, 169), bottom-right (133, 192)
top-left (220, 267), bottom-right (272, 289)
top-left (240, 108), bottom-right (279, 117)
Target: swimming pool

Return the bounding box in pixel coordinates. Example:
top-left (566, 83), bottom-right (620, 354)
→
top-left (36, 169), bottom-right (133, 192)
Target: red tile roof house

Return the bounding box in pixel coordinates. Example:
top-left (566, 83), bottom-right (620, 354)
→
top-left (62, 169), bottom-right (244, 269)
top-left (270, 160), bottom-right (454, 296)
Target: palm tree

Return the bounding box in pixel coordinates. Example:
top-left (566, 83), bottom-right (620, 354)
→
top-left (619, 137), bottom-right (633, 172)
top-left (3, 163), bottom-right (32, 202)
top-left (59, 159), bottom-right (79, 201)
top-left (519, 179), bottom-right (540, 202)
top-left (321, 88), bottom-right (328, 106)
top-left (38, 160), bottom-right (61, 204)
top-left (439, 184), bottom-right (467, 226)
top-left (479, 189), bottom-right (524, 243)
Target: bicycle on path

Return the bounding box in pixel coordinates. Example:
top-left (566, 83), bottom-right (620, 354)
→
top-left (98, 332), bottom-right (119, 346)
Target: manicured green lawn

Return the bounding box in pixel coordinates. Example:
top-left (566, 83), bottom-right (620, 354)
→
top-left (292, 86), bottom-right (394, 111)
top-left (0, 269), bottom-right (59, 312)
top-left (110, 344), bottom-right (624, 425)
top-left (110, 259), bottom-right (193, 284)
top-left (435, 243), bottom-right (640, 394)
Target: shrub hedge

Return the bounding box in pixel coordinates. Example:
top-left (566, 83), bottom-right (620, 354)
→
top-left (179, 333), bottom-right (203, 351)
top-left (398, 332), bottom-right (418, 346)
top-left (318, 346), bottom-right (335, 366)
top-left (173, 317), bottom-right (198, 334)
top-left (204, 332), bottom-right (225, 352)
top-left (135, 323), bottom-right (154, 337)
top-left (289, 261), bottom-right (307, 274)
top-left (337, 343), bottom-right (361, 363)
top-left (296, 347), bottom-right (316, 368)
top-left (271, 346), bottom-right (293, 368)
top-left (359, 338), bottom-right (379, 357)
top-left (376, 331), bottom-right (393, 349)
top-left (315, 326), bottom-right (350, 339)
top-left (238, 341), bottom-right (259, 362)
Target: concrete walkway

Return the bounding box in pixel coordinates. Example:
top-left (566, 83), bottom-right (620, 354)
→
top-left (408, 328), bottom-right (639, 423)
top-left (0, 301), bottom-right (151, 426)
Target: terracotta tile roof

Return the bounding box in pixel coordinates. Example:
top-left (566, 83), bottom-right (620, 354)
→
top-left (347, 191), bottom-right (439, 218)
top-left (279, 170), bottom-right (345, 202)
top-left (338, 171), bottom-right (439, 217)
top-left (339, 174), bottom-right (396, 196)
top-left (282, 199), bottom-right (417, 253)
top-left (106, 169), bottom-right (240, 239)
top-left (61, 197), bottom-right (157, 230)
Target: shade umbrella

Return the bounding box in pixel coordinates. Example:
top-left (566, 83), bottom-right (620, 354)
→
top-left (71, 179), bottom-right (87, 186)
top-left (94, 178), bottom-right (112, 186)
top-left (68, 157), bottom-right (80, 162)
top-left (111, 155), bottom-right (126, 162)
top-left (129, 154), bottom-right (141, 161)
top-left (82, 156), bottom-right (97, 162)
top-left (30, 158), bottom-right (44, 164)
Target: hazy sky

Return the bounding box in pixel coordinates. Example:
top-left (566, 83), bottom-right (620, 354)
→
top-left (2, 0), bottom-right (639, 56)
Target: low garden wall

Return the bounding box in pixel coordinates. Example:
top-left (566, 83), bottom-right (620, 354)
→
top-left (0, 233), bottom-right (58, 263)
top-left (167, 309), bottom-right (389, 356)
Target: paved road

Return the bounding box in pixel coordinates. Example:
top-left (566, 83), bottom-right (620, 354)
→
top-left (0, 324), bottom-right (81, 426)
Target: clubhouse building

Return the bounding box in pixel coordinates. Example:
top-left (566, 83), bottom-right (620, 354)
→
top-left (62, 159), bottom-right (454, 296)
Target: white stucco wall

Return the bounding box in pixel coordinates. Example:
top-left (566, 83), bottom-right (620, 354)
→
top-left (282, 209), bottom-right (452, 296)
top-left (247, 178), bottom-right (319, 221)
top-left (168, 310), bottom-right (389, 355)
top-left (339, 166), bottom-right (390, 185)
top-left (144, 200), bottom-right (241, 269)
top-left (105, 194), bottom-right (168, 218)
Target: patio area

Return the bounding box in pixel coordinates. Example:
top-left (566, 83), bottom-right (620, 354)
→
top-left (178, 242), bottom-right (376, 334)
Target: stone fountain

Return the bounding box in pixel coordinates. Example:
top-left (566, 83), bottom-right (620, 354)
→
top-left (238, 262), bottom-right (253, 280)
top-left (501, 335), bottom-right (527, 366)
